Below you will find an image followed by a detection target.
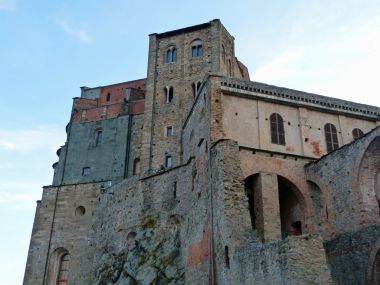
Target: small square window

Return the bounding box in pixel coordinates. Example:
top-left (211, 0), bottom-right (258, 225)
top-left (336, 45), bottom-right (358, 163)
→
top-left (165, 156), bottom-right (173, 168)
top-left (82, 167), bottom-right (91, 176)
top-left (166, 126), bottom-right (173, 137)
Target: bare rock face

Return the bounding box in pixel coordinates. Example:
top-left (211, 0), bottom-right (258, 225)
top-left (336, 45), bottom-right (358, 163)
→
top-left (93, 216), bottom-right (184, 285)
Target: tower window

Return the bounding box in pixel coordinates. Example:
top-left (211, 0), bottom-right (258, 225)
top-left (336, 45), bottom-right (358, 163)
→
top-left (133, 158), bottom-right (140, 175)
top-left (324, 123), bottom-right (339, 152)
top-left (57, 253), bottom-right (70, 285)
top-left (270, 113), bottom-right (285, 145)
top-left (166, 47), bottom-right (177, 63)
top-left (82, 167), bottom-right (91, 176)
top-left (106, 93), bottom-right (111, 102)
top-left (166, 126), bottom-right (173, 137)
top-left (165, 155), bottom-right (173, 168)
top-left (191, 40), bottom-right (203, 57)
top-left (95, 129), bottom-right (103, 146)
top-left (166, 86), bottom-right (174, 103)
top-left (352, 128), bottom-right (364, 140)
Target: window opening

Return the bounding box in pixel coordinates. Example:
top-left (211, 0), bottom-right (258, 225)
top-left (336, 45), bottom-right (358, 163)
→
top-left (82, 167), bottom-right (91, 176)
top-left (57, 254), bottom-right (70, 285)
top-left (166, 126), bottom-right (173, 137)
top-left (352, 128), bottom-right (364, 140)
top-left (324, 123), bottom-right (339, 152)
top-left (95, 130), bottom-right (103, 146)
top-left (166, 86), bottom-right (174, 103)
top-left (133, 158), bottom-right (140, 175)
top-left (166, 47), bottom-right (177, 63)
top-left (165, 155), bottom-right (173, 168)
top-left (191, 40), bottom-right (203, 57)
top-left (225, 246), bottom-right (230, 269)
top-left (270, 113), bottom-right (286, 145)
top-left (106, 93), bottom-right (111, 102)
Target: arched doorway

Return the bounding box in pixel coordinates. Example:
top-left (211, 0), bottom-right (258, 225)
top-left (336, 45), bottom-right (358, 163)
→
top-left (244, 174), bottom-right (258, 230)
top-left (278, 176), bottom-right (305, 238)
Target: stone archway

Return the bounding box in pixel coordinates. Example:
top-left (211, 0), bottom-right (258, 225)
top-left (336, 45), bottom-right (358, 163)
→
top-left (358, 136), bottom-right (380, 223)
top-left (278, 176), bottom-right (306, 239)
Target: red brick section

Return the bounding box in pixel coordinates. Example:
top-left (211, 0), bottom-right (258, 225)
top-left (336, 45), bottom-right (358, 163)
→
top-left (99, 80), bottom-right (146, 106)
top-left (310, 140), bottom-right (322, 156)
top-left (187, 228), bottom-right (211, 268)
top-left (72, 79), bottom-right (146, 123)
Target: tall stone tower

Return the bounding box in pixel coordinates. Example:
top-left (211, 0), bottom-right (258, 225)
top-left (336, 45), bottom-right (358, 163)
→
top-left (140, 19), bottom-right (248, 172)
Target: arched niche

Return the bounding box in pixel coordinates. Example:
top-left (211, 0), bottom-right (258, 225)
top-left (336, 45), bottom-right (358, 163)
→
top-left (278, 176), bottom-right (306, 238)
top-left (45, 247), bottom-right (70, 285)
top-left (358, 136), bottom-right (380, 223)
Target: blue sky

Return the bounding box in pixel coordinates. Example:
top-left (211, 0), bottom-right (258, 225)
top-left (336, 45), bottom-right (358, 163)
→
top-left (1, 0), bottom-right (379, 284)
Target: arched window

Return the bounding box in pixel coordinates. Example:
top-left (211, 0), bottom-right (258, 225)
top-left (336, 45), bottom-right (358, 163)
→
top-left (324, 123), bottom-right (339, 152)
top-left (57, 253), bottom-right (70, 285)
top-left (270, 113), bottom-right (285, 145)
top-left (166, 47), bottom-right (177, 63)
top-left (191, 40), bottom-right (203, 57)
top-left (133, 158), bottom-right (140, 175)
top-left (95, 129), bottom-right (103, 146)
top-left (352, 128), bottom-right (364, 140)
top-left (191, 82), bottom-right (202, 97)
top-left (165, 86), bottom-right (174, 103)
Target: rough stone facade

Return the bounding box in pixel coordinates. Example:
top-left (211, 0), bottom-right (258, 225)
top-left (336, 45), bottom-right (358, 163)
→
top-left (24, 19), bottom-right (380, 285)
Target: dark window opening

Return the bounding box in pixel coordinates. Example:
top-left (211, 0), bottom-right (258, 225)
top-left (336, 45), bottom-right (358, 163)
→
top-left (225, 246), bottom-right (230, 269)
top-left (166, 126), bottom-right (173, 137)
top-left (133, 158), bottom-right (140, 175)
top-left (173, 181), bottom-right (177, 198)
top-left (106, 93), bottom-right (111, 102)
top-left (270, 113), bottom-right (286, 145)
top-left (166, 86), bottom-right (174, 103)
top-left (165, 155), bottom-right (173, 168)
top-left (244, 175), bottom-right (257, 229)
top-left (352, 128), bottom-right (364, 140)
top-left (95, 130), bottom-right (103, 146)
top-left (278, 176), bottom-right (304, 239)
top-left (57, 253), bottom-right (70, 285)
top-left (82, 167), bottom-right (91, 176)
top-left (324, 123), bottom-right (339, 152)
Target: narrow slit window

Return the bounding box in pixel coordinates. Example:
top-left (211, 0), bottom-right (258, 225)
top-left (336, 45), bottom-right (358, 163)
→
top-left (270, 113), bottom-right (285, 145)
top-left (324, 123), bottom-right (339, 152)
top-left (133, 158), bottom-right (140, 175)
top-left (166, 86), bottom-right (174, 103)
top-left (95, 130), bottom-right (103, 146)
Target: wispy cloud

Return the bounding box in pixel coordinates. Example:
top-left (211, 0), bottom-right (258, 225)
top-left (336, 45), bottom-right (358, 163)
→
top-left (0, 0), bottom-right (15, 11)
top-left (0, 125), bottom-right (65, 153)
top-left (58, 19), bottom-right (92, 43)
top-left (0, 191), bottom-right (40, 209)
top-left (249, 17), bottom-right (380, 107)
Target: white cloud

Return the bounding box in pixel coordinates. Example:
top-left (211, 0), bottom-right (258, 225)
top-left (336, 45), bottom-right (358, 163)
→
top-left (250, 17), bottom-right (380, 107)
top-left (59, 19), bottom-right (92, 43)
top-left (0, 191), bottom-right (40, 209)
top-left (253, 49), bottom-right (304, 83)
top-left (0, 0), bottom-right (15, 11)
top-left (0, 125), bottom-right (65, 153)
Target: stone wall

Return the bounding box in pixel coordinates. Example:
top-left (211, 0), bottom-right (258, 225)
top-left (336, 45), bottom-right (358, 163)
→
top-left (23, 183), bottom-right (100, 285)
top-left (325, 225), bottom-right (380, 285)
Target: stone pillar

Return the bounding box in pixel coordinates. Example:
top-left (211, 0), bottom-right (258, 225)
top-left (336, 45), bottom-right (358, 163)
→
top-left (254, 172), bottom-right (281, 242)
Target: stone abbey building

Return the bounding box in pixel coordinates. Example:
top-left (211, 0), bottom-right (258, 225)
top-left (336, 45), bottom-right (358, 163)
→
top-left (24, 20), bottom-right (380, 285)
